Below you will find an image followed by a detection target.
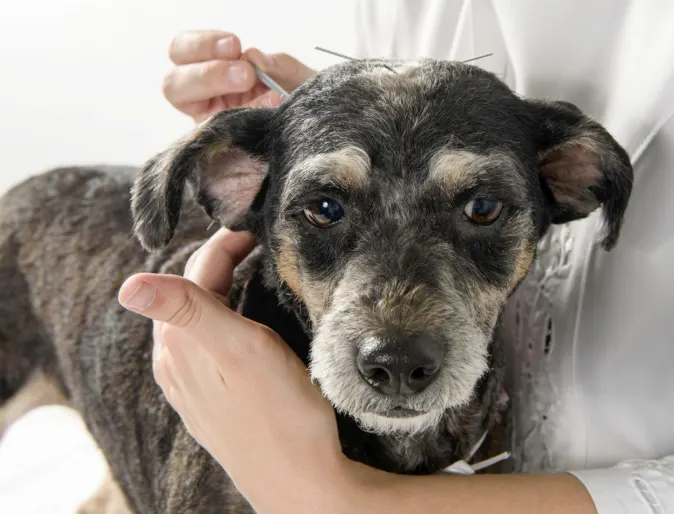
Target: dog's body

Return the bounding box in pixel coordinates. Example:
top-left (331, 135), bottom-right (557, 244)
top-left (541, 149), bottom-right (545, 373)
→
top-left (0, 60), bottom-right (632, 513)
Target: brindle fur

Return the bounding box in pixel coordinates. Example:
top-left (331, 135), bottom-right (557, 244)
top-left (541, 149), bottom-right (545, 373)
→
top-left (0, 60), bottom-right (632, 513)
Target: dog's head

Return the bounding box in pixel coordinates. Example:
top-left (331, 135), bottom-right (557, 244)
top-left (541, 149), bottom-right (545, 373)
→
top-left (132, 60), bottom-right (632, 436)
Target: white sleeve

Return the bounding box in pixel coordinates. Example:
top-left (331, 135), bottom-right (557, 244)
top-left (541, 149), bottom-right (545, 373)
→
top-left (570, 456), bottom-right (674, 513)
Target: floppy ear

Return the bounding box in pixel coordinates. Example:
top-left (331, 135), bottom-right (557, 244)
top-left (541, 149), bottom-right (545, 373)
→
top-left (531, 100), bottom-right (633, 250)
top-left (131, 108), bottom-right (274, 251)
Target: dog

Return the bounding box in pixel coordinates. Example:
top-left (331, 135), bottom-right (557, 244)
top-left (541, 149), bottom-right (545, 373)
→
top-left (0, 59), bottom-right (632, 513)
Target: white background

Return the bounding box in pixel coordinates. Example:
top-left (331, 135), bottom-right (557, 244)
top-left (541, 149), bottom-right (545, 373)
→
top-left (0, 1), bottom-right (357, 512)
top-left (0, 0), bottom-right (359, 193)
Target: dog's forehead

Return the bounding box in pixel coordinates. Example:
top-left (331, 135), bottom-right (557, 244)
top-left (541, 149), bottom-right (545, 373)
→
top-left (277, 59), bottom-right (527, 165)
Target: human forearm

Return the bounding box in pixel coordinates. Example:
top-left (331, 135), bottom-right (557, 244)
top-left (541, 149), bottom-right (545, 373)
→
top-left (341, 462), bottom-right (597, 514)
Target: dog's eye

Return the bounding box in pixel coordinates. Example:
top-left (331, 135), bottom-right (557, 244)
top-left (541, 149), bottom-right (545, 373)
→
top-left (303, 199), bottom-right (345, 228)
top-left (464, 199), bottom-right (503, 225)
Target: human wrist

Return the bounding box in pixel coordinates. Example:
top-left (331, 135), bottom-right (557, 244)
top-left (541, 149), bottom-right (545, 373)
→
top-left (323, 458), bottom-right (398, 514)
top-left (302, 454), bottom-right (378, 514)
top-left (289, 453), bottom-right (393, 514)
top-left (245, 449), bottom-right (370, 514)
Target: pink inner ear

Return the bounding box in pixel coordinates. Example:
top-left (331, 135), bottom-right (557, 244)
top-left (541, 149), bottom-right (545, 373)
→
top-left (201, 147), bottom-right (268, 226)
top-left (539, 143), bottom-right (602, 214)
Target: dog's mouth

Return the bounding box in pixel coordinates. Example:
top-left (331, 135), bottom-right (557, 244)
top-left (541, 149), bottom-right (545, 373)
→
top-left (352, 408), bottom-right (444, 436)
top-left (386, 406), bottom-right (423, 418)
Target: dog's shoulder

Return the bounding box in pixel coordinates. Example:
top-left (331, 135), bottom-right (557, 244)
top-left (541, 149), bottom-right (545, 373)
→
top-left (1, 166), bottom-right (133, 221)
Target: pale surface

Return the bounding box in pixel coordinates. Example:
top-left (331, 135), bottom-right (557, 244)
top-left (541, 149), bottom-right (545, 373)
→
top-left (0, 407), bottom-right (108, 513)
top-left (0, 0), bottom-right (359, 193)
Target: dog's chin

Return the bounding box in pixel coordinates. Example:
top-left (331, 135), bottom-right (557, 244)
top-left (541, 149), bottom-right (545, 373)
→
top-left (352, 409), bottom-right (444, 437)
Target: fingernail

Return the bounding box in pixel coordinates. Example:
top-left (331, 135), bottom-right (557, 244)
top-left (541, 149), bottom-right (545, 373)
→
top-left (121, 281), bottom-right (155, 311)
top-left (215, 36), bottom-right (235, 58)
top-left (257, 52), bottom-right (276, 72)
top-left (227, 61), bottom-right (249, 85)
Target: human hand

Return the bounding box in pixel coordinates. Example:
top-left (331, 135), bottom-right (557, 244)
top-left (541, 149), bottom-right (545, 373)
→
top-left (162, 31), bottom-right (316, 123)
top-left (118, 229), bottom-right (357, 513)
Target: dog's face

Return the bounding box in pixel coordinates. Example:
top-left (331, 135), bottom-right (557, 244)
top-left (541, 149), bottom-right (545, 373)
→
top-left (132, 60), bottom-right (632, 436)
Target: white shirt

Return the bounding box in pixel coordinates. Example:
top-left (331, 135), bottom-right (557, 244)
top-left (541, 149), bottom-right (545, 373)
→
top-left (354, 1), bottom-right (674, 512)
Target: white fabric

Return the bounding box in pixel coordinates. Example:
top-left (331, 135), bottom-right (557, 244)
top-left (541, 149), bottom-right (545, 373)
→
top-left (353, 1), bottom-right (674, 512)
top-left (440, 429), bottom-right (511, 475)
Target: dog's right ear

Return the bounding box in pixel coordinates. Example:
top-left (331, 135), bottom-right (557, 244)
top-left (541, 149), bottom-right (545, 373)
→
top-left (131, 108), bottom-right (274, 251)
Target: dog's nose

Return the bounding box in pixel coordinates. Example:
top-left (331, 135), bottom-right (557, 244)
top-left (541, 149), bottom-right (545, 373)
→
top-left (356, 334), bottom-right (444, 396)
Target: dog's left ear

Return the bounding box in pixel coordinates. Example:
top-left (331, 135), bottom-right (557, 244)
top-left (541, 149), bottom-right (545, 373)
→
top-left (530, 100), bottom-right (633, 250)
top-left (131, 108), bottom-right (274, 251)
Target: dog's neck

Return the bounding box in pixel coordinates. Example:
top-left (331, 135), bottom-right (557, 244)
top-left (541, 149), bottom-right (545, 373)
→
top-left (229, 245), bottom-right (509, 474)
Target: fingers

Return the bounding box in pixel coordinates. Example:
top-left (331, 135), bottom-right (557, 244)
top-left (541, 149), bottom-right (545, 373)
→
top-left (162, 30), bottom-right (314, 122)
top-left (120, 274), bottom-right (208, 328)
top-left (164, 30), bottom-right (251, 121)
top-left (184, 228), bottom-right (257, 296)
top-left (244, 48), bottom-right (316, 91)
top-left (119, 273), bottom-right (262, 363)
top-left (165, 48), bottom-right (314, 108)
top-left (169, 31), bottom-right (242, 65)
top-left (246, 90), bottom-right (284, 109)
top-left (163, 59), bottom-right (257, 106)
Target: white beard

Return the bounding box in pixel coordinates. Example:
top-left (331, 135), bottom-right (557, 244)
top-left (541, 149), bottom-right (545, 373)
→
top-left (353, 409), bottom-right (444, 436)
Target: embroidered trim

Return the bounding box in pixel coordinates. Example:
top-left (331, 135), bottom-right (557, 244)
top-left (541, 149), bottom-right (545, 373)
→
top-left (500, 224), bottom-right (575, 472)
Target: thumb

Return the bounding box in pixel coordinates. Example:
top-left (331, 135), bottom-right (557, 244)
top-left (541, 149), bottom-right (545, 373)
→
top-left (118, 273), bottom-right (257, 362)
top-left (244, 48), bottom-right (316, 91)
